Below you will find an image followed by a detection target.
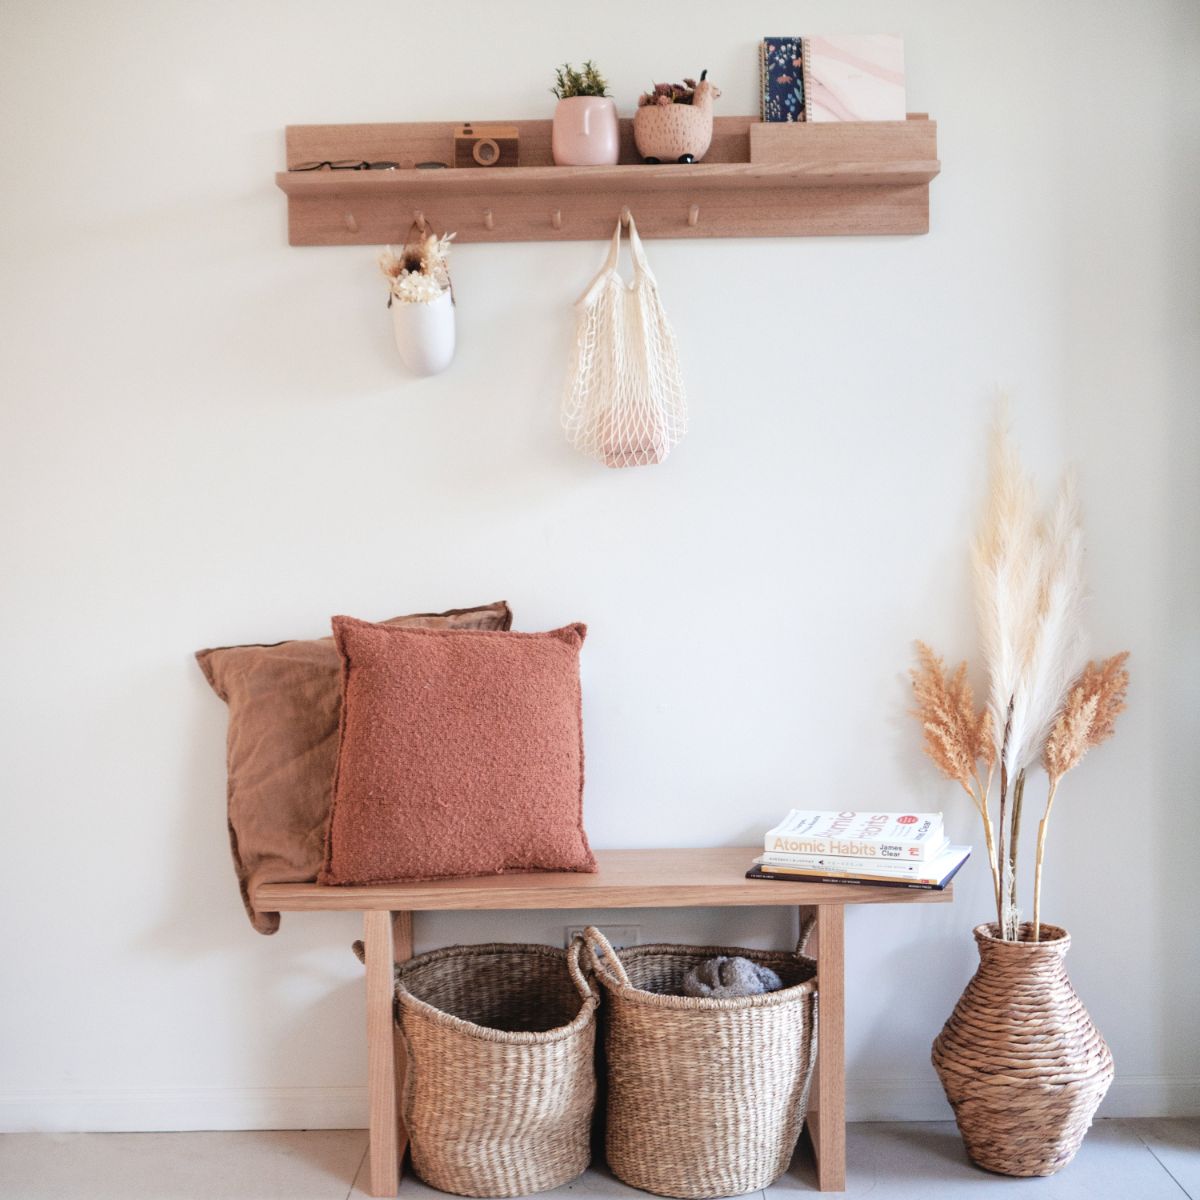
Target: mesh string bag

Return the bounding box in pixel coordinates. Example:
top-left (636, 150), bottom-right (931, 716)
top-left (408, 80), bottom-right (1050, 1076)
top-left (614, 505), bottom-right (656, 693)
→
top-left (562, 215), bottom-right (687, 468)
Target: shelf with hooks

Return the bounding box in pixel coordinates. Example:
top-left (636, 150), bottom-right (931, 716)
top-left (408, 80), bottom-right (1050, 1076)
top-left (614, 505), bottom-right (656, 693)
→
top-left (276, 114), bottom-right (939, 245)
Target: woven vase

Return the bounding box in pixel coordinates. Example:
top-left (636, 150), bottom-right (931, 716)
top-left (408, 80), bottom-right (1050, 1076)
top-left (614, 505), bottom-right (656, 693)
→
top-left (932, 923), bottom-right (1114, 1177)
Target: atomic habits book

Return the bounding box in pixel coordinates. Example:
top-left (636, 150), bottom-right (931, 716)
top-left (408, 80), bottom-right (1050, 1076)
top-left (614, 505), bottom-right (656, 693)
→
top-left (764, 809), bottom-right (945, 860)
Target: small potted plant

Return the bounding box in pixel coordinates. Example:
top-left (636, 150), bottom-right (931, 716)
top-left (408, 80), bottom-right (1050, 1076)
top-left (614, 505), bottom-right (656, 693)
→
top-left (551, 61), bottom-right (619, 166)
top-left (634, 70), bottom-right (721, 163)
top-left (379, 228), bottom-right (456, 376)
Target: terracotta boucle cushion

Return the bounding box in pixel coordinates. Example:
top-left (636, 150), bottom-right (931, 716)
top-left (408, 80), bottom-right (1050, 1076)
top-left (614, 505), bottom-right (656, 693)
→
top-left (196, 602), bottom-right (512, 933)
top-left (320, 616), bottom-right (596, 885)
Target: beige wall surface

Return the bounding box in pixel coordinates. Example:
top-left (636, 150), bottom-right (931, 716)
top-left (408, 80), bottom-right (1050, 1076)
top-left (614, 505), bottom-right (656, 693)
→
top-left (1, 0), bottom-right (1197, 1130)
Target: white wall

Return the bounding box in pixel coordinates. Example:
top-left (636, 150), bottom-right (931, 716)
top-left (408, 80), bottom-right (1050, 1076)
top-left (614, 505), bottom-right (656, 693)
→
top-left (2, 0), bottom-right (1197, 1131)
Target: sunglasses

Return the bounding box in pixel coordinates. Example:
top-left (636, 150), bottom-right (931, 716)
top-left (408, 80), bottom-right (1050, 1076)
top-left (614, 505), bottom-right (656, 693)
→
top-left (289, 160), bottom-right (401, 171)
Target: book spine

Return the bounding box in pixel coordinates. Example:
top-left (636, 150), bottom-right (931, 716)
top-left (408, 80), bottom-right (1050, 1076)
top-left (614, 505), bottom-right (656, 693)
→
top-left (756, 863), bottom-right (947, 885)
top-left (747, 867), bottom-right (946, 891)
top-left (759, 851), bottom-right (934, 874)
top-left (759, 39), bottom-right (768, 121)
top-left (763, 835), bottom-right (943, 860)
top-left (801, 36), bottom-right (813, 121)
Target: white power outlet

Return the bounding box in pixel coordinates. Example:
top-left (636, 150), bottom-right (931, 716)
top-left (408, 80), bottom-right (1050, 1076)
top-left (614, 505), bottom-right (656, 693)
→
top-left (565, 923), bottom-right (641, 949)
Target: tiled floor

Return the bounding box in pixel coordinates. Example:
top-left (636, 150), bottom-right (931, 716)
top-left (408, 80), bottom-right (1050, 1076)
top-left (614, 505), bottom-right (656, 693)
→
top-left (0, 1120), bottom-right (1195, 1199)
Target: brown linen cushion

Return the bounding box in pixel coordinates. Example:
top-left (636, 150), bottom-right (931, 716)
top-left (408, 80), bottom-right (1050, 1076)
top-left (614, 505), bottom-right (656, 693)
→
top-left (320, 616), bottom-right (596, 885)
top-left (196, 602), bottom-right (512, 933)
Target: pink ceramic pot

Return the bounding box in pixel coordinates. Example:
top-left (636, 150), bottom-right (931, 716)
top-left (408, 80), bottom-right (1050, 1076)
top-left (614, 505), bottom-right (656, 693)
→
top-left (552, 96), bottom-right (619, 166)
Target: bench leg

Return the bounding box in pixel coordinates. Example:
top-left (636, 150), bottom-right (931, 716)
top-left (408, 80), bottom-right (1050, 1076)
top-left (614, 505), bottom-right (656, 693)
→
top-left (364, 911), bottom-right (412, 1197)
top-left (392, 913), bottom-right (413, 1181)
top-left (799, 904), bottom-right (846, 1191)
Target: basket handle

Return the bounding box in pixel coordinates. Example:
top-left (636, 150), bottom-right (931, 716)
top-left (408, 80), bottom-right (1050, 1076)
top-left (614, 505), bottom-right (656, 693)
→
top-left (566, 935), bottom-right (596, 996)
top-left (581, 925), bottom-right (631, 987)
top-left (796, 914), bottom-right (817, 956)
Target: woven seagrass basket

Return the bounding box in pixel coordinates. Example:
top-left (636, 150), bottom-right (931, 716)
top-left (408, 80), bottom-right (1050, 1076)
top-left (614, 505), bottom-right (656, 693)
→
top-left (394, 940), bottom-right (599, 1197)
top-left (583, 924), bottom-right (818, 1199)
top-left (932, 922), bottom-right (1114, 1177)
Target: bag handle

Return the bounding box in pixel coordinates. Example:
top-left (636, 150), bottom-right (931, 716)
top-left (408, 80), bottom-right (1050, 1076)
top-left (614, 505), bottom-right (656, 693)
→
top-left (575, 219), bottom-right (625, 307)
top-left (796, 914), bottom-right (817, 956)
top-left (624, 213), bottom-right (657, 284)
top-left (581, 924), bottom-right (631, 987)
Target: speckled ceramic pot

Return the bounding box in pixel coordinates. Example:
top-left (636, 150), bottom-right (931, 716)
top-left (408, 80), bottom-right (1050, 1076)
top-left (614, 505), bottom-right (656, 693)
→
top-left (633, 75), bottom-right (720, 163)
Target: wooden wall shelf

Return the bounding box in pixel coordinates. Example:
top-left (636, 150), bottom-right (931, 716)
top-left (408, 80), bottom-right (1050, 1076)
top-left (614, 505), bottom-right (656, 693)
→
top-left (277, 115), bottom-right (939, 245)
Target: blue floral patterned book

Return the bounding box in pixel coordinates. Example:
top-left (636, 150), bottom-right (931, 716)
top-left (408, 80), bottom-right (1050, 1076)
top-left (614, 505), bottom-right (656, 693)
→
top-left (761, 37), bottom-right (805, 122)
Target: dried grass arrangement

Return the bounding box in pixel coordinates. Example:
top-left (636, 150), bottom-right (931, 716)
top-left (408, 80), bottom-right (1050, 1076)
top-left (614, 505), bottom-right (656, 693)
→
top-left (379, 231), bottom-right (454, 306)
top-left (910, 419), bottom-right (1130, 941)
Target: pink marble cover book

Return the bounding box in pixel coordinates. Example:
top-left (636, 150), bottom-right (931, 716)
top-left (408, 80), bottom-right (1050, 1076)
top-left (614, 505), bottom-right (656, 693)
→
top-left (803, 35), bottom-right (906, 122)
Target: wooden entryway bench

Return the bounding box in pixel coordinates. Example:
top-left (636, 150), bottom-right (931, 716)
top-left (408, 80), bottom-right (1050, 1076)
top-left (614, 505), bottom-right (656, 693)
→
top-left (257, 847), bottom-right (951, 1196)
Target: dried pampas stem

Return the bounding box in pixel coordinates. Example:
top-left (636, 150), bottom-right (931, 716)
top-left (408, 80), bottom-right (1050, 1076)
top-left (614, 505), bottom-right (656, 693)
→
top-left (1032, 779), bottom-right (1059, 942)
top-left (910, 642), bottom-right (1001, 920)
top-left (1001, 859), bottom-right (1021, 941)
top-left (996, 701), bottom-right (1013, 936)
top-left (1032, 653), bottom-right (1130, 939)
top-left (1008, 768), bottom-right (1025, 912)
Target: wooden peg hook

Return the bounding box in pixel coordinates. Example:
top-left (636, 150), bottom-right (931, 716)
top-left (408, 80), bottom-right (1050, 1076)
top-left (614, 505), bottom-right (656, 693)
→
top-left (483, 208), bottom-right (495, 230)
top-left (551, 208), bottom-right (562, 230)
top-left (620, 207), bottom-right (632, 227)
top-left (413, 209), bottom-right (427, 232)
top-left (687, 204), bottom-right (700, 228)
top-left (344, 212), bottom-right (359, 233)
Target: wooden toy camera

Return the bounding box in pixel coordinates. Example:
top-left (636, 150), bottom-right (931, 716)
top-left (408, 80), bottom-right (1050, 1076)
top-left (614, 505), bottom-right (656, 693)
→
top-left (454, 123), bottom-right (520, 168)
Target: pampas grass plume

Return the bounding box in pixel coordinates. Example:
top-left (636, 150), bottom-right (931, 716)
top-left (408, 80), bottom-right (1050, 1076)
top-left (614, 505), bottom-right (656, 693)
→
top-left (1015, 471), bottom-right (1090, 771)
top-left (971, 418), bottom-right (1044, 774)
top-left (910, 642), bottom-right (992, 787)
top-left (1043, 652), bottom-right (1130, 784)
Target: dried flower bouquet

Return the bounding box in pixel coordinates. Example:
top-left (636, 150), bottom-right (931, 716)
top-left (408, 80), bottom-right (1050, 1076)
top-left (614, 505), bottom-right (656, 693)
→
top-left (910, 421), bottom-right (1129, 941)
top-left (379, 231), bottom-right (455, 307)
top-left (637, 79), bottom-right (701, 107)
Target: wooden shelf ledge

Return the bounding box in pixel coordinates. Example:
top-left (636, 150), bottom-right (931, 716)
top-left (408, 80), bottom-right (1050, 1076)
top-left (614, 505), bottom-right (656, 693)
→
top-left (254, 846), bottom-right (954, 911)
top-left (277, 158), bottom-right (940, 198)
top-left (277, 115), bottom-right (939, 243)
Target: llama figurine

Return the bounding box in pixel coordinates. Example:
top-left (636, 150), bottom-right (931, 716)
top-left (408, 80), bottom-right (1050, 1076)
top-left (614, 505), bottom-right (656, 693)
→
top-left (634, 71), bottom-right (721, 163)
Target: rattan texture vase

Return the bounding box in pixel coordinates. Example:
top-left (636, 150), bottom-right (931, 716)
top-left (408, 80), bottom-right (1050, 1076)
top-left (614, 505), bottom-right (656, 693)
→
top-left (584, 924), bottom-right (818, 1199)
top-left (394, 941), bottom-right (599, 1197)
top-left (932, 922), bottom-right (1114, 1177)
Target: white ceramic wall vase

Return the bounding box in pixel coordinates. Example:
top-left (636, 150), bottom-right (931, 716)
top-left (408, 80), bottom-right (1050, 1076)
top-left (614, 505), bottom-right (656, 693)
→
top-left (391, 290), bottom-right (455, 376)
top-left (552, 96), bottom-right (620, 166)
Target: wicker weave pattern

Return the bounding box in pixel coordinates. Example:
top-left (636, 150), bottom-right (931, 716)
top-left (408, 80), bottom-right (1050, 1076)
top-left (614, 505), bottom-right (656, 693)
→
top-left (395, 941), bottom-right (598, 1197)
top-left (586, 928), bottom-right (818, 1199)
top-left (932, 923), bottom-right (1114, 1177)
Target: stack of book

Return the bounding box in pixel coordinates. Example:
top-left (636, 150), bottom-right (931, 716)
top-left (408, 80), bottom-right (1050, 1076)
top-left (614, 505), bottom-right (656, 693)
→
top-left (747, 809), bottom-right (970, 891)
